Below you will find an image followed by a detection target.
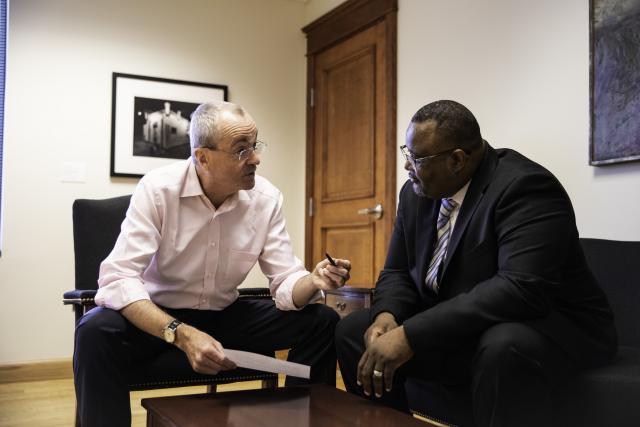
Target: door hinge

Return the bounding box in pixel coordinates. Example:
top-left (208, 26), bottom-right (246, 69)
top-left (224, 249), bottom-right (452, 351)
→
top-left (308, 197), bottom-right (314, 217)
top-left (309, 88), bottom-right (315, 108)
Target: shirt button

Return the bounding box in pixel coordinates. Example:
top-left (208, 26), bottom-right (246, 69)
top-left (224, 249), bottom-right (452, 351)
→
top-left (210, 242), bottom-right (216, 247)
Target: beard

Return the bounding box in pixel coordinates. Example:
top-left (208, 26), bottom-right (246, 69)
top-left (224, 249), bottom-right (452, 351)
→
top-left (411, 181), bottom-right (427, 197)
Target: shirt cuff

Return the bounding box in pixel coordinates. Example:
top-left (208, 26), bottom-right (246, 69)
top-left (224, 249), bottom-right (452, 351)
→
top-left (273, 269), bottom-right (312, 311)
top-left (95, 279), bottom-right (151, 310)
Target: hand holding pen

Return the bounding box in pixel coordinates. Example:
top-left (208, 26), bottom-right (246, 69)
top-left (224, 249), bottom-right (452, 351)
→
top-left (325, 252), bottom-right (338, 267)
top-left (313, 252), bottom-right (351, 290)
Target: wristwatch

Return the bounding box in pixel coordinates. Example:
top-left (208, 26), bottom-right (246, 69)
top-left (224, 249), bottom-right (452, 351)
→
top-left (162, 319), bottom-right (183, 344)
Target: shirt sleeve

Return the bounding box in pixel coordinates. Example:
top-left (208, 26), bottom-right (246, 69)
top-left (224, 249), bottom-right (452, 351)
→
top-left (258, 193), bottom-right (316, 311)
top-left (95, 180), bottom-right (162, 310)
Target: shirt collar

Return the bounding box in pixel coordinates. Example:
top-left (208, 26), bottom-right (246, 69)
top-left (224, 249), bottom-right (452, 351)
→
top-left (180, 157), bottom-right (253, 204)
top-left (449, 179), bottom-right (471, 207)
top-left (238, 188), bottom-right (251, 201)
top-left (180, 159), bottom-right (204, 198)
top-left (210, 188), bottom-right (250, 214)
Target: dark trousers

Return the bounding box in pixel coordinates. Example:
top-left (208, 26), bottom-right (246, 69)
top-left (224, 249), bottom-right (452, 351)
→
top-left (335, 309), bottom-right (577, 427)
top-left (74, 299), bottom-right (339, 427)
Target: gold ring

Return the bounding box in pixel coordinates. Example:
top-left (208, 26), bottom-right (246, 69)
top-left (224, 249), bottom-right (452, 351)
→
top-left (373, 369), bottom-right (383, 378)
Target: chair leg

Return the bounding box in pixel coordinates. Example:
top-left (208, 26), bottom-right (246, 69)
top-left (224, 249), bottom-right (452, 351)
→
top-left (262, 377), bottom-right (278, 389)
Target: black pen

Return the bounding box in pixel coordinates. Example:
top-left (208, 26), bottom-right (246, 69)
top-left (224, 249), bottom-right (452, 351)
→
top-left (325, 252), bottom-right (337, 266)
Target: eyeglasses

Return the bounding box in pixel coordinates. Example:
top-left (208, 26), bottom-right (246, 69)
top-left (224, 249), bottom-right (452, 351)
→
top-left (203, 140), bottom-right (267, 161)
top-left (400, 145), bottom-right (464, 168)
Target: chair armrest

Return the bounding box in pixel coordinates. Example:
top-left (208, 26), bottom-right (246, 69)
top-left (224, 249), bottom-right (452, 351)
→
top-left (63, 287), bottom-right (271, 306)
top-left (238, 287), bottom-right (272, 299)
top-left (63, 289), bottom-right (97, 306)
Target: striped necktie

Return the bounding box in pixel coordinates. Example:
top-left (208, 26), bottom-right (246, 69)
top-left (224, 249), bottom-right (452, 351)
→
top-left (425, 198), bottom-right (458, 293)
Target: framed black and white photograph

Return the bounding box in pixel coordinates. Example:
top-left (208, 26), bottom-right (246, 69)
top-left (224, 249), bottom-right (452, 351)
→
top-left (590, 0), bottom-right (640, 165)
top-left (111, 72), bottom-right (228, 177)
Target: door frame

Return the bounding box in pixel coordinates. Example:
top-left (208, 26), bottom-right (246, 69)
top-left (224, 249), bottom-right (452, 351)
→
top-left (302, 0), bottom-right (398, 270)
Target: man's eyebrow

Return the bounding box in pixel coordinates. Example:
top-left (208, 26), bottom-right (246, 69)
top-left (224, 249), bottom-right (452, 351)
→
top-left (231, 138), bottom-right (253, 147)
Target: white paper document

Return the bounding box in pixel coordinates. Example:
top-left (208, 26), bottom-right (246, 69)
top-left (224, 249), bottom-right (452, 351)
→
top-left (225, 349), bottom-right (310, 379)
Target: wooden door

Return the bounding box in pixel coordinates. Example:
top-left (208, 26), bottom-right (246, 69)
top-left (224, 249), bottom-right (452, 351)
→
top-left (303, 0), bottom-right (397, 289)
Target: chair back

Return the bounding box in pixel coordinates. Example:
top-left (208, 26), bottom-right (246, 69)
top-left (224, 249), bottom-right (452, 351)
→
top-left (73, 195), bottom-right (131, 290)
top-left (580, 238), bottom-right (640, 348)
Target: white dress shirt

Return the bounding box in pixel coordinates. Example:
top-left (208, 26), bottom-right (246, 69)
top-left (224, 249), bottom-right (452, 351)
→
top-left (447, 180), bottom-right (471, 238)
top-left (96, 159), bottom-right (313, 312)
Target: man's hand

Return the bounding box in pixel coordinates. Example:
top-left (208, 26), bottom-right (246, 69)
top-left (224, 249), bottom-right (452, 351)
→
top-left (292, 257), bottom-right (351, 307)
top-left (364, 312), bottom-right (398, 348)
top-left (357, 325), bottom-right (413, 398)
top-left (119, 300), bottom-right (236, 375)
top-left (175, 325), bottom-right (237, 375)
top-left (310, 258), bottom-right (351, 291)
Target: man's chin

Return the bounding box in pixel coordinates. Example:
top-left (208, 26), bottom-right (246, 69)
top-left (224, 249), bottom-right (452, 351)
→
top-left (411, 181), bottom-right (427, 197)
top-left (411, 182), bottom-right (440, 200)
top-left (242, 175), bottom-right (256, 189)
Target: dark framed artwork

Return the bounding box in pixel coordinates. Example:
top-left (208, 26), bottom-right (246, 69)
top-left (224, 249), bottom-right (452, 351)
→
top-left (590, 0), bottom-right (640, 165)
top-left (111, 73), bottom-right (228, 177)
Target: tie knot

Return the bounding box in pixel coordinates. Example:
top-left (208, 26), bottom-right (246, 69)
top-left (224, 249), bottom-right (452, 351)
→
top-left (441, 198), bottom-right (457, 214)
top-left (436, 198), bottom-right (457, 230)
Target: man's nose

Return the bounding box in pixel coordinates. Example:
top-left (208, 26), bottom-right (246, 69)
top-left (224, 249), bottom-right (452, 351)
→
top-left (247, 150), bottom-right (261, 165)
top-left (404, 159), bottom-right (413, 171)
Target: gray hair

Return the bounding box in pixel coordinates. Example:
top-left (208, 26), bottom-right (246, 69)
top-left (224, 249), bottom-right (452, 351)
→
top-left (189, 101), bottom-right (246, 156)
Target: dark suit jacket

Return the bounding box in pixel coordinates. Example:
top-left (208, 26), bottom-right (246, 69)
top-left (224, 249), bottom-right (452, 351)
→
top-left (372, 144), bottom-right (616, 366)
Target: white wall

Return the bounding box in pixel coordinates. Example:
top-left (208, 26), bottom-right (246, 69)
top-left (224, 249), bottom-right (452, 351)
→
top-left (0, 0), bottom-right (307, 363)
top-left (2, 0), bottom-right (639, 364)
top-left (397, 0), bottom-right (640, 240)
top-left (304, 0), bottom-right (347, 23)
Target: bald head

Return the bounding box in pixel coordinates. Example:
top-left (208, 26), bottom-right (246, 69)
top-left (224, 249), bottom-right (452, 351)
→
top-left (404, 100), bottom-right (486, 199)
top-left (410, 100), bottom-right (482, 152)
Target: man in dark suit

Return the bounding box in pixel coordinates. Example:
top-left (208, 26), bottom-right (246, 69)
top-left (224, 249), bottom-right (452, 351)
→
top-left (335, 100), bottom-right (616, 427)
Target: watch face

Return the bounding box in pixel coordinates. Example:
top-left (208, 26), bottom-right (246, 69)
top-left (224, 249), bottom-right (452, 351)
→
top-left (164, 328), bottom-right (175, 343)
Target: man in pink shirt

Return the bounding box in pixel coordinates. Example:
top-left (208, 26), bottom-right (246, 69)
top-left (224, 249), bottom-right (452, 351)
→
top-left (74, 101), bottom-right (351, 427)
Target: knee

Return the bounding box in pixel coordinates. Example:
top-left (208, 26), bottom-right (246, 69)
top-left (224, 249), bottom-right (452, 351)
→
top-left (335, 309), bottom-right (370, 353)
top-left (302, 303), bottom-right (340, 330)
top-left (335, 312), bottom-right (355, 346)
top-left (472, 323), bottom-right (535, 377)
top-left (75, 307), bottom-right (126, 351)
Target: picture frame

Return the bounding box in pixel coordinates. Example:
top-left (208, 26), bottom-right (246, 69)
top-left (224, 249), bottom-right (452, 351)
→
top-left (589, 0), bottom-right (640, 165)
top-left (110, 72), bottom-right (228, 177)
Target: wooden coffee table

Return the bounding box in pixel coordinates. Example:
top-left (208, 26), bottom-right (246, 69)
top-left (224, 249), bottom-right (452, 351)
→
top-left (142, 384), bottom-right (427, 426)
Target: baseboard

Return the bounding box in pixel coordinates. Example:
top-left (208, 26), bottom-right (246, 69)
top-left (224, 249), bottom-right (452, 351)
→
top-left (0, 352), bottom-right (289, 385)
top-left (0, 358), bottom-right (73, 384)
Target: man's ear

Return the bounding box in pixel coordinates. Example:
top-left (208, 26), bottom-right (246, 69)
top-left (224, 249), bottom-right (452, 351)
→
top-left (450, 149), bottom-right (467, 175)
top-left (194, 148), bottom-right (208, 167)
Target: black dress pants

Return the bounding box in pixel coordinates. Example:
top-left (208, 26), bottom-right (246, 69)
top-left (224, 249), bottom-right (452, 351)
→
top-left (335, 309), bottom-right (577, 427)
top-left (74, 299), bottom-right (339, 427)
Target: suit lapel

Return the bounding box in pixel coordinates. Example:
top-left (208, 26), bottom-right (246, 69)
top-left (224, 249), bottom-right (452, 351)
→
top-left (442, 144), bottom-right (498, 276)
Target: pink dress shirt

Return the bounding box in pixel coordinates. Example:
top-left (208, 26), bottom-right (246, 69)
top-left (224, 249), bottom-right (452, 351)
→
top-left (95, 159), bottom-right (313, 311)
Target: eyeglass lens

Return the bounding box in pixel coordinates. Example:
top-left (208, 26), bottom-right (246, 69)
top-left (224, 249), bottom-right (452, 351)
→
top-left (400, 146), bottom-right (415, 164)
top-left (239, 141), bottom-right (265, 161)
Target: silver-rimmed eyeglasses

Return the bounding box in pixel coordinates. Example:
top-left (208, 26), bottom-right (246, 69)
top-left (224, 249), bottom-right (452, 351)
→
top-left (400, 145), bottom-right (462, 168)
top-left (204, 140), bottom-right (267, 161)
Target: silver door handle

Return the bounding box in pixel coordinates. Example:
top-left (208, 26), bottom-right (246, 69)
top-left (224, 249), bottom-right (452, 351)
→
top-left (357, 203), bottom-right (383, 220)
